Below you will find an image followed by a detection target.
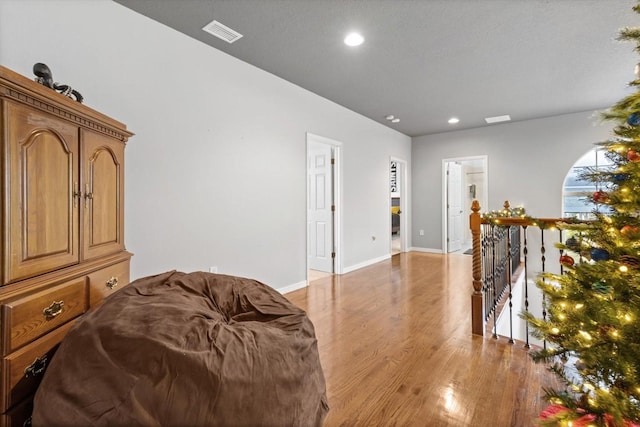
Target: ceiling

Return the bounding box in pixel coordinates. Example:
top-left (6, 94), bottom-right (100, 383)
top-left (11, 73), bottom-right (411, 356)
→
top-left (113, 0), bottom-right (639, 137)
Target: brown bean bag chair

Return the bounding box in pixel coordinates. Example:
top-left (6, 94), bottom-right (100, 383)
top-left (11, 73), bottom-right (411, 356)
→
top-left (32, 271), bottom-right (328, 427)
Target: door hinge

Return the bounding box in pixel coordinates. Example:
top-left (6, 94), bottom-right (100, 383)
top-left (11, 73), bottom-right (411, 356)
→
top-left (331, 252), bottom-right (336, 258)
top-left (331, 158), bottom-right (335, 165)
top-left (331, 205), bottom-right (335, 212)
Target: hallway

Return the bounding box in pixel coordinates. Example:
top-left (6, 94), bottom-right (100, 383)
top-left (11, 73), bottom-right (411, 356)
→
top-left (288, 252), bottom-right (557, 426)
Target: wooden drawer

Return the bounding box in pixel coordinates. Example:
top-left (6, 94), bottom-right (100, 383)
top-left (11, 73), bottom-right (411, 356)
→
top-left (0, 394), bottom-right (32, 427)
top-left (1, 322), bottom-right (74, 413)
top-left (88, 261), bottom-right (130, 308)
top-left (2, 279), bottom-right (86, 355)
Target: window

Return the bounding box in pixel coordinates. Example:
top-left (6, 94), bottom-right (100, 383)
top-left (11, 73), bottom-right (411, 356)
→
top-left (562, 149), bottom-right (613, 219)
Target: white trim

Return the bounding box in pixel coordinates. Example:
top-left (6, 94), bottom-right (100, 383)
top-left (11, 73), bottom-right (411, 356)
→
top-left (342, 254), bottom-right (391, 274)
top-left (279, 280), bottom-right (308, 295)
top-left (410, 247), bottom-right (443, 254)
top-left (306, 133), bottom-right (343, 276)
top-left (442, 155), bottom-right (488, 253)
top-left (333, 146), bottom-right (342, 274)
top-left (306, 132), bottom-right (342, 147)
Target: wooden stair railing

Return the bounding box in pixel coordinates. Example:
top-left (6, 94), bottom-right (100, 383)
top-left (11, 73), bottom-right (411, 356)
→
top-left (470, 200), bottom-right (484, 336)
top-left (470, 200), bottom-right (579, 342)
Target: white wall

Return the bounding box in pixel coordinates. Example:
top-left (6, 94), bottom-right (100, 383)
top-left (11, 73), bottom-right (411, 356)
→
top-left (0, 0), bottom-right (411, 290)
top-left (412, 111), bottom-right (612, 251)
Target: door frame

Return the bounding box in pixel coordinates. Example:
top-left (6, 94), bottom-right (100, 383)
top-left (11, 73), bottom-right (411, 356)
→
top-left (441, 155), bottom-right (488, 253)
top-left (445, 161), bottom-right (463, 253)
top-left (390, 157), bottom-right (408, 254)
top-left (306, 133), bottom-right (342, 278)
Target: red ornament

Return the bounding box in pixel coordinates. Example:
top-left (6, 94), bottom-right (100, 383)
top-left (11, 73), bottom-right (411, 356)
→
top-left (592, 190), bottom-right (609, 204)
top-left (621, 225), bottom-right (640, 235)
top-left (628, 149), bottom-right (640, 162)
top-left (559, 254), bottom-right (575, 267)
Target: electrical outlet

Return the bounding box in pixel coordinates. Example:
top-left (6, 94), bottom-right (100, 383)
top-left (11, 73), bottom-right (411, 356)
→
top-left (209, 266), bottom-right (218, 273)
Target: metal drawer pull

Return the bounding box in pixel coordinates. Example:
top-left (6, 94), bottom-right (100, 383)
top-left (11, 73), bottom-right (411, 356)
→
top-left (24, 354), bottom-right (48, 378)
top-left (73, 181), bottom-right (81, 208)
top-left (106, 276), bottom-right (118, 289)
top-left (43, 300), bottom-right (64, 319)
top-left (85, 184), bottom-right (93, 208)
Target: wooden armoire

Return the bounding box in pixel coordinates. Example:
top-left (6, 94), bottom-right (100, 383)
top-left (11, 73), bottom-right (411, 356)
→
top-left (0, 65), bottom-right (133, 426)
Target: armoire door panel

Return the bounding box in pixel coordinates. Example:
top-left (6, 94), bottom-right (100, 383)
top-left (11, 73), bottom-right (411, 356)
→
top-left (81, 130), bottom-right (124, 260)
top-left (6, 103), bottom-right (80, 284)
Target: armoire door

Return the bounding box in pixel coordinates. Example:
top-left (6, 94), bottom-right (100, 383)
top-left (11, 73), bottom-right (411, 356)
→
top-left (5, 102), bottom-right (80, 284)
top-left (81, 129), bottom-right (125, 260)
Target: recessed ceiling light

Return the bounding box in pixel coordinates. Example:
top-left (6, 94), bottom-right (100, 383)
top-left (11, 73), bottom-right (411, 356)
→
top-left (344, 32), bottom-right (364, 47)
top-left (385, 115), bottom-right (395, 120)
top-left (448, 117), bottom-right (460, 124)
top-left (485, 114), bottom-right (511, 124)
top-left (391, 118), bottom-right (400, 123)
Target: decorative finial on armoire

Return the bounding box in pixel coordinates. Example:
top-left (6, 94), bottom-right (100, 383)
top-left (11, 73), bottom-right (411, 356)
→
top-left (33, 62), bottom-right (83, 103)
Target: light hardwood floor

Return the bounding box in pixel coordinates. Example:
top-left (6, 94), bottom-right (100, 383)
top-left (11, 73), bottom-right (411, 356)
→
top-left (287, 252), bottom-right (559, 427)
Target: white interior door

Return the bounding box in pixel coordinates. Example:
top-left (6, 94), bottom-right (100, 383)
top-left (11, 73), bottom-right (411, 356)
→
top-left (447, 162), bottom-right (463, 252)
top-left (308, 141), bottom-right (333, 272)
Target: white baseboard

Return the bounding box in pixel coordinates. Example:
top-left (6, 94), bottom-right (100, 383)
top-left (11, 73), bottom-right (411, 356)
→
top-left (410, 247), bottom-right (443, 254)
top-left (280, 249), bottom-right (446, 294)
top-left (278, 280), bottom-right (307, 295)
top-left (342, 254), bottom-right (391, 274)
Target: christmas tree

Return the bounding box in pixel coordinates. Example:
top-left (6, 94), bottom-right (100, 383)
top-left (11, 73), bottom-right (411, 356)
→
top-left (524, 3), bottom-right (640, 426)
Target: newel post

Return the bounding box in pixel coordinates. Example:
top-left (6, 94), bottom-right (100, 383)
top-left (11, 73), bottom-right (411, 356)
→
top-left (470, 200), bottom-right (484, 335)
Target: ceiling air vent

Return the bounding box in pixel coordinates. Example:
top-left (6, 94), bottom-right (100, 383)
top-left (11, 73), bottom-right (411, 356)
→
top-left (202, 20), bottom-right (243, 43)
top-left (484, 115), bottom-right (511, 124)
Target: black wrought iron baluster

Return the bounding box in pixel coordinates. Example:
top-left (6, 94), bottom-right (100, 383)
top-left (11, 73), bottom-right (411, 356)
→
top-left (510, 226), bottom-right (520, 273)
top-left (496, 227), bottom-right (502, 299)
top-left (496, 226), bottom-right (504, 337)
top-left (483, 224), bottom-right (492, 323)
top-left (481, 224), bottom-right (488, 321)
top-left (492, 224), bottom-right (498, 339)
top-left (559, 229), bottom-right (564, 275)
top-left (486, 224), bottom-right (493, 323)
top-left (541, 227), bottom-right (547, 351)
top-left (507, 226), bottom-right (514, 344)
top-left (481, 225), bottom-right (486, 318)
top-left (579, 231), bottom-right (584, 264)
top-left (523, 225), bottom-right (530, 348)
top-left (499, 227), bottom-right (507, 298)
